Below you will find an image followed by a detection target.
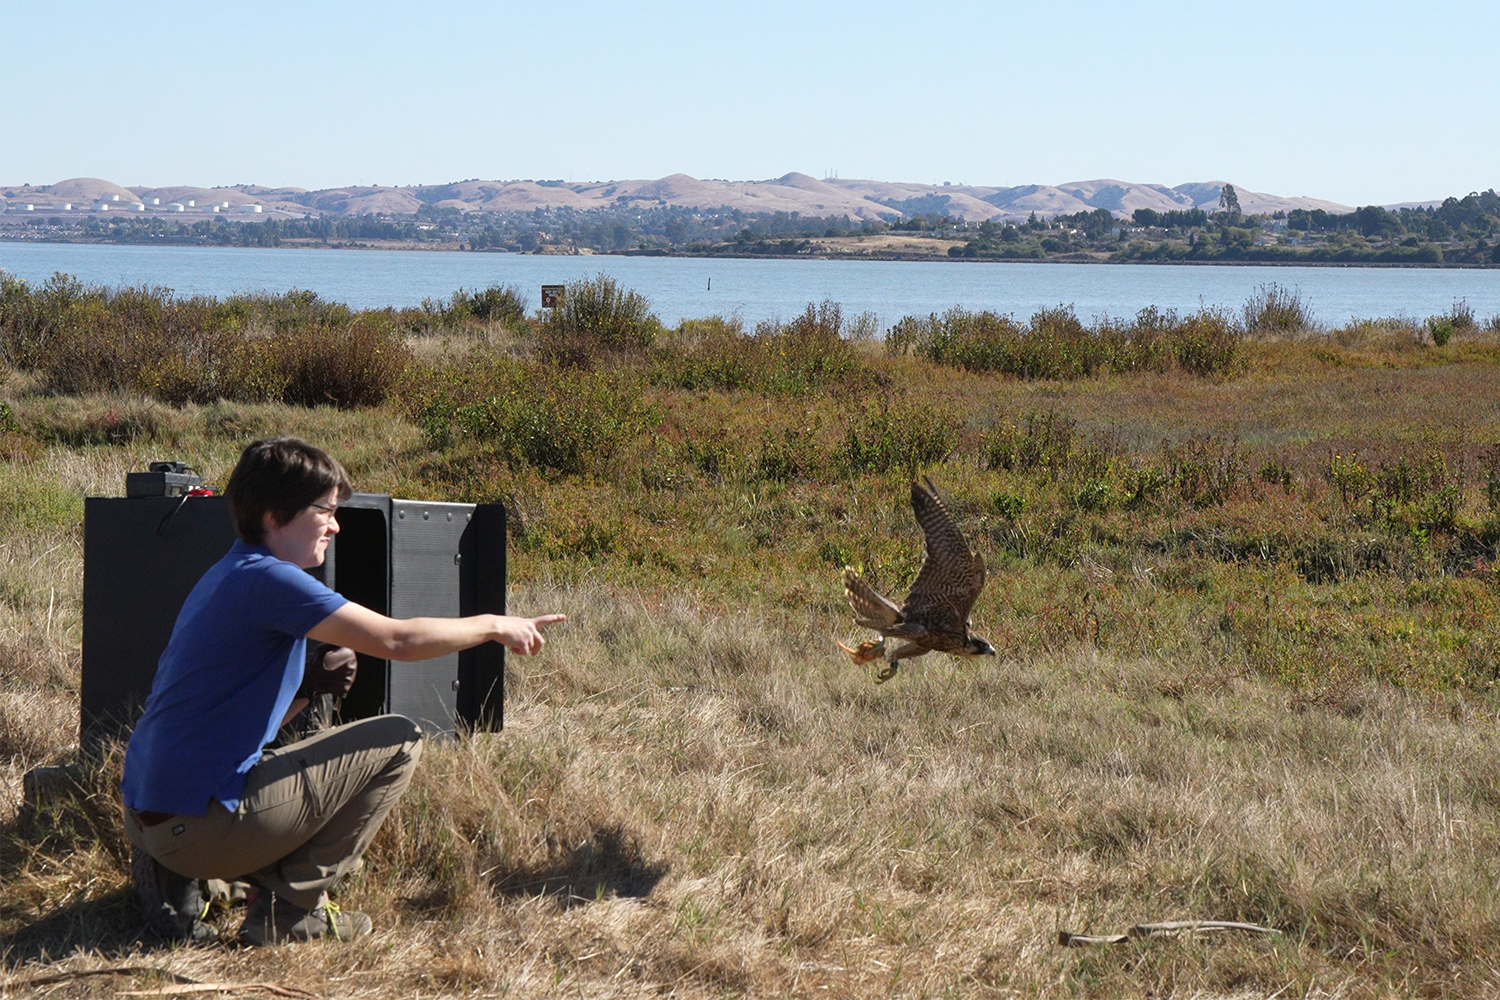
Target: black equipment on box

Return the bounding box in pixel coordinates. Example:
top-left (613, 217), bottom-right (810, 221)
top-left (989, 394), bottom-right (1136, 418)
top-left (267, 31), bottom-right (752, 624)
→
top-left (81, 479), bottom-right (506, 751)
top-left (125, 461), bottom-right (206, 498)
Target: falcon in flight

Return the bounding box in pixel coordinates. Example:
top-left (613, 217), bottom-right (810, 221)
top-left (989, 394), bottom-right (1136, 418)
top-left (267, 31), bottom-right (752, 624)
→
top-left (838, 477), bottom-right (995, 683)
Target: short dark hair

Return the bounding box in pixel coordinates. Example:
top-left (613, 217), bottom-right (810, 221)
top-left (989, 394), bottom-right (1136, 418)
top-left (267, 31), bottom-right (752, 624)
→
top-left (224, 437), bottom-right (352, 544)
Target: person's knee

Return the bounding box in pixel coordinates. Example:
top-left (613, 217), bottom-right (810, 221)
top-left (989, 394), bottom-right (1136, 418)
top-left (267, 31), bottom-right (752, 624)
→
top-left (336, 713), bottom-right (422, 751)
top-left (369, 714), bottom-right (422, 770)
top-left (379, 714), bottom-right (423, 752)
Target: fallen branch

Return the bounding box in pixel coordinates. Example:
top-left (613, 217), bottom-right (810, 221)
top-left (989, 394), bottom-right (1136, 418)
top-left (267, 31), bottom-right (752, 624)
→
top-left (119, 984), bottom-right (318, 999)
top-left (0, 967), bottom-right (317, 999)
top-left (0, 966), bottom-right (196, 988)
top-left (1058, 920), bottom-right (1281, 946)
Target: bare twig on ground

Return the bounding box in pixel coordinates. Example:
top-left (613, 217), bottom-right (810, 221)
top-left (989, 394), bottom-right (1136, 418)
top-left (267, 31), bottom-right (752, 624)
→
top-left (1058, 920), bottom-right (1283, 946)
top-left (119, 984), bottom-right (318, 999)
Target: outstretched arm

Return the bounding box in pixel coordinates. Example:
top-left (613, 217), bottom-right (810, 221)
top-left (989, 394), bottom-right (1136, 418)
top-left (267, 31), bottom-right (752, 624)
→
top-left (307, 601), bottom-right (566, 661)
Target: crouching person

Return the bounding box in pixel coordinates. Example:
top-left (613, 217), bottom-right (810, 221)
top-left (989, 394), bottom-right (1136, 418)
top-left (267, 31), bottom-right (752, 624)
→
top-left (121, 437), bottom-right (564, 945)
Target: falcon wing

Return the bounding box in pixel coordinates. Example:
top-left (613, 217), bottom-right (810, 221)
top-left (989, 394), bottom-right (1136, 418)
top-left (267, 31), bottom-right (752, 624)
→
top-left (843, 566), bottom-right (903, 630)
top-left (902, 478), bottom-right (987, 633)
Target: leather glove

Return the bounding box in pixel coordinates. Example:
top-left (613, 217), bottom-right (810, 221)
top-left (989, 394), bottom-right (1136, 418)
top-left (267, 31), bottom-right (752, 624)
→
top-left (299, 642), bottom-right (358, 700)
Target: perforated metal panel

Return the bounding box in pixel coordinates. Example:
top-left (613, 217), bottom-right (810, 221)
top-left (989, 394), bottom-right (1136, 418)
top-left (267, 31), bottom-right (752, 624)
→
top-left (388, 501), bottom-right (471, 733)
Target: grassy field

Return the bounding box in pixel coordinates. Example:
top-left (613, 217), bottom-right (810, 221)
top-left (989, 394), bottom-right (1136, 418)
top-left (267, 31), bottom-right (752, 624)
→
top-left (3, 278), bottom-right (1500, 997)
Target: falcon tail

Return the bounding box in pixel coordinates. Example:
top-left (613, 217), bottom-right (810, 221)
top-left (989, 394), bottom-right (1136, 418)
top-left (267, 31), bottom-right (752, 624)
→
top-left (843, 566), bottom-right (902, 630)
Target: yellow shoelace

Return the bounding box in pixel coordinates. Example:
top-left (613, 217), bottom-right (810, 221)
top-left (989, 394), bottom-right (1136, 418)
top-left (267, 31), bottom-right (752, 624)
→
top-left (321, 900), bottom-right (344, 941)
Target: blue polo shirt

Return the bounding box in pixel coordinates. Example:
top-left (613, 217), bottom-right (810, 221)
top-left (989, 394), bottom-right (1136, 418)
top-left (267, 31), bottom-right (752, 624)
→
top-left (121, 540), bottom-right (348, 815)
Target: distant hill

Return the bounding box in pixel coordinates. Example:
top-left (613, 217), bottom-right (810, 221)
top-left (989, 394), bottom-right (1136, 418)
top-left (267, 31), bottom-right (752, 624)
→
top-left (1, 174), bottom-right (1359, 221)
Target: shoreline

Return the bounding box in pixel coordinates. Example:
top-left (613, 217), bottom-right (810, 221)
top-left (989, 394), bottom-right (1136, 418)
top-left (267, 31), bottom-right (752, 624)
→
top-left (2, 234), bottom-right (1497, 270)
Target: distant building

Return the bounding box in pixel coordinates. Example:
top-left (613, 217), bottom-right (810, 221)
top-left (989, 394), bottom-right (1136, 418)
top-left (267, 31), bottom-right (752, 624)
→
top-left (238, 204), bottom-right (263, 213)
top-left (132, 203), bottom-right (146, 211)
top-left (93, 203), bottom-right (109, 212)
top-left (167, 203), bottom-right (185, 212)
top-left (55, 203), bottom-right (72, 211)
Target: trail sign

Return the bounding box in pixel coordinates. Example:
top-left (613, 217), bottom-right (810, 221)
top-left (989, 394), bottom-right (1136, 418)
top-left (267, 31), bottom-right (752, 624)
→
top-left (541, 284), bottom-right (564, 309)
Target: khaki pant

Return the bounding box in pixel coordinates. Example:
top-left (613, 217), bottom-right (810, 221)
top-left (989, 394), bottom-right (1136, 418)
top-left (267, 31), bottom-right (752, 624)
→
top-left (124, 714), bottom-right (423, 911)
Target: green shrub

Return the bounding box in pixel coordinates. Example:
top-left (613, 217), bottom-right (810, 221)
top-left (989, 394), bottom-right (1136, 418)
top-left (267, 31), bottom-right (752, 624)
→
top-left (991, 490), bottom-right (1027, 521)
top-left (1022, 306), bottom-right (1097, 379)
top-left (750, 424), bottom-right (825, 483)
top-left (32, 284), bottom-right (181, 396)
top-left (887, 304), bottom-right (1239, 379)
top-left (1159, 435), bottom-right (1245, 507)
top-left (1170, 310), bottom-right (1240, 375)
top-left (439, 366), bottom-right (656, 475)
top-left (0, 272), bottom-right (99, 371)
top-left (1448, 299), bottom-right (1476, 330)
top-left (886, 308), bottom-right (1024, 372)
top-left (1121, 465), bottom-right (1169, 510)
top-left (653, 305), bottom-right (864, 395)
top-left (836, 399), bottom-right (958, 476)
top-left (225, 289), bottom-right (352, 333)
top-left (754, 301), bottom-right (864, 393)
top-left (445, 285), bottom-right (529, 327)
top-left (1484, 446), bottom-right (1500, 513)
top-left (276, 319), bottom-right (412, 407)
top-left (1428, 316), bottom-right (1455, 347)
top-left (1242, 282), bottom-right (1313, 334)
top-left (652, 323), bottom-right (759, 391)
top-left (1, 275), bottom-right (408, 407)
top-left (983, 410), bottom-right (1077, 475)
top-left (1073, 477), bottom-right (1112, 511)
top-left (540, 274), bottom-right (660, 366)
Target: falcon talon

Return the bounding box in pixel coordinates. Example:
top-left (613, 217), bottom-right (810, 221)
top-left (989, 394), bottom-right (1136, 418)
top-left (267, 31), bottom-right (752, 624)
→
top-left (837, 639), bottom-right (886, 665)
top-left (838, 478), bottom-right (996, 684)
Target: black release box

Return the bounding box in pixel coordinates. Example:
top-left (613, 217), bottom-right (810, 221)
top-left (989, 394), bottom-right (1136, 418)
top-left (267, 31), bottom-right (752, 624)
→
top-left (80, 492), bottom-right (506, 751)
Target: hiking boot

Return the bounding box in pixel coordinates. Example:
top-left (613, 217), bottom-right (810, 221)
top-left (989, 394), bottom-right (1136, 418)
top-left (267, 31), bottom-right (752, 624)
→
top-left (131, 847), bottom-right (217, 943)
top-left (237, 893), bottom-right (372, 945)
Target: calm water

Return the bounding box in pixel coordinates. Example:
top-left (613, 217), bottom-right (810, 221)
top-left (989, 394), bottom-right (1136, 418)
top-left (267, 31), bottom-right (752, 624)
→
top-left (3, 241), bottom-right (1498, 329)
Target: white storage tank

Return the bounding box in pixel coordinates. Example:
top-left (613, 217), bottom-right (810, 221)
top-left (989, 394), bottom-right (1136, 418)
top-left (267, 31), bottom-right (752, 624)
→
top-left (185, 199), bottom-right (195, 207)
top-left (238, 204), bottom-right (263, 213)
top-left (167, 203), bottom-right (185, 212)
top-left (56, 202), bottom-right (72, 211)
top-left (147, 197), bottom-right (160, 206)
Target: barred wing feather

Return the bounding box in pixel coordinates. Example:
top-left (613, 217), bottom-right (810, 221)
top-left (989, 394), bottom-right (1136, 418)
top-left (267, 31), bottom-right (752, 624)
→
top-left (843, 567), bottom-right (902, 630)
top-left (903, 478), bottom-right (986, 631)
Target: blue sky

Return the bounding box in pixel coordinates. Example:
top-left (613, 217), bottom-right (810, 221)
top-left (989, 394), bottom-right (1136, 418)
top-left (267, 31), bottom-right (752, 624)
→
top-left (2, 0), bottom-right (1495, 206)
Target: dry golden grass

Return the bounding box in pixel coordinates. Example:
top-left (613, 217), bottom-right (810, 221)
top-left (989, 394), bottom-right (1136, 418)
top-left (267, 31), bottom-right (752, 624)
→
top-left (4, 321), bottom-right (1500, 998)
top-left (9, 585), bottom-right (1500, 997)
